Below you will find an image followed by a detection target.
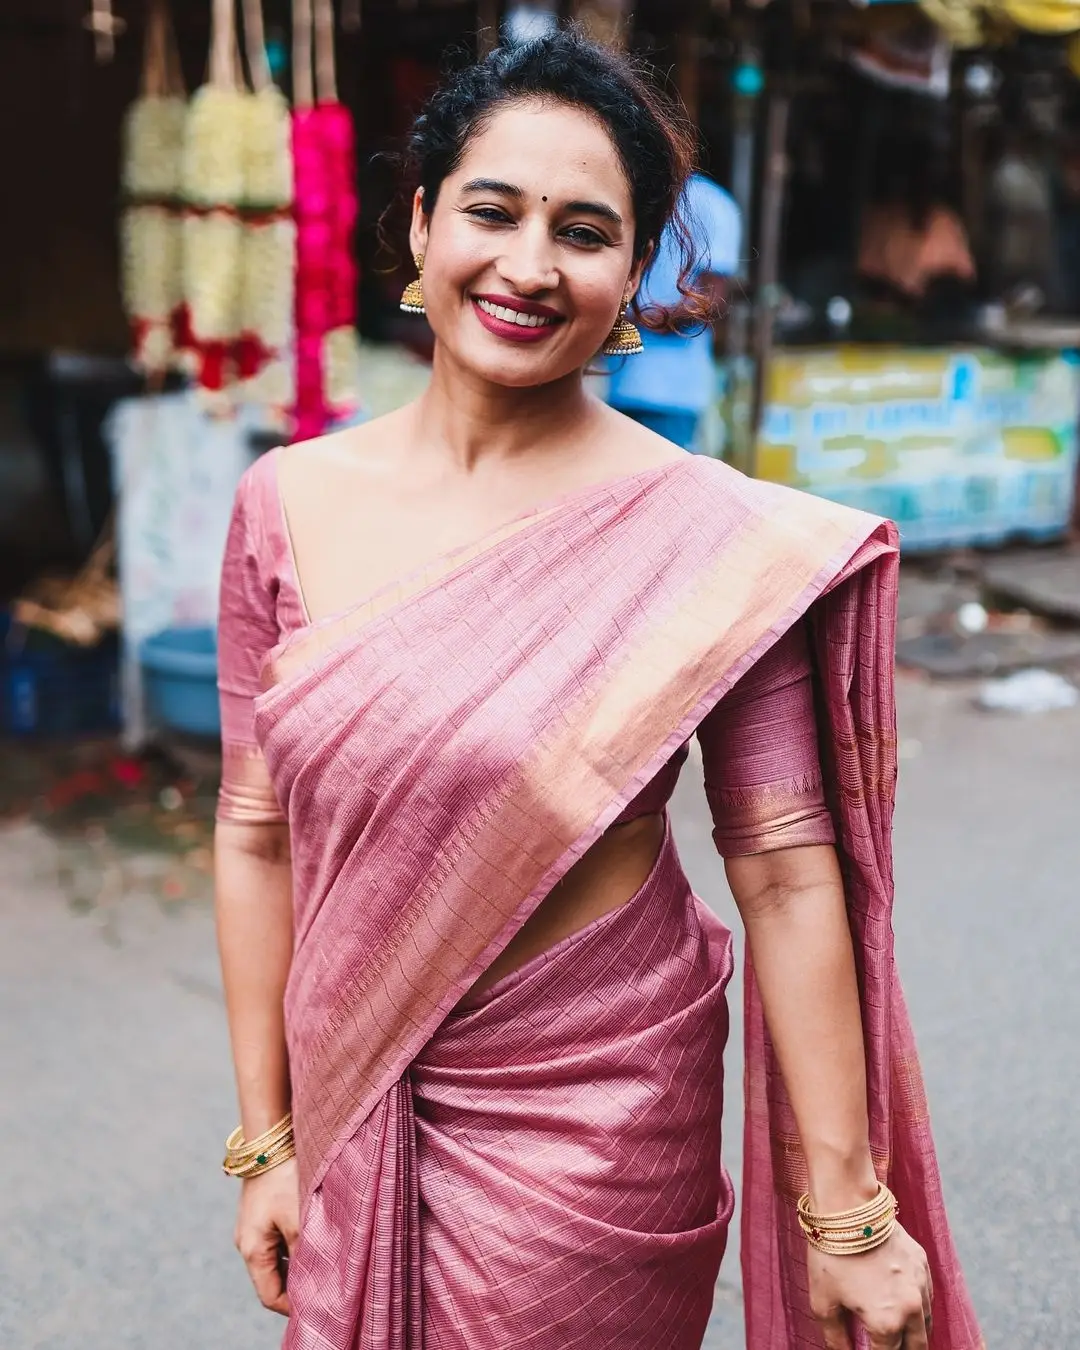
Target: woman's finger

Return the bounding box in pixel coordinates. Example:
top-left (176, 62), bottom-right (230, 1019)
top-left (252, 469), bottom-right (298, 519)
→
top-left (902, 1307), bottom-right (930, 1350)
top-left (922, 1260), bottom-right (934, 1337)
top-left (817, 1310), bottom-right (855, 1350)
top-left (281, 1216), bottom-right (300, 1255)
top-left (867, 1325), bottom-right (906, 1350)
top-left (243, 1240), bottom-right (290, 1316)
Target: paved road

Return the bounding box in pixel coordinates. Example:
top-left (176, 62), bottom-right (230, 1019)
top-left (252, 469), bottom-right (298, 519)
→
top-left (2, 675), bottom-right (1077, 1349)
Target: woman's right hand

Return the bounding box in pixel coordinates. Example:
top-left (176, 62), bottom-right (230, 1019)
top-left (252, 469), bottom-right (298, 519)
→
top-left (234, 1157), bottom-right (300, 1316)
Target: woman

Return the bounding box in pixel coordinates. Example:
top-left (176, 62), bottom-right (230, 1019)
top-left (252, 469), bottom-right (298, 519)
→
top-left (215, 31), bottom-right (982, 1350)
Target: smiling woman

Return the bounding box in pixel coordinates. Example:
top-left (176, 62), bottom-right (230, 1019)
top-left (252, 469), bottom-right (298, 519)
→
top-left (398, 37), bottom-right (709, 386)
top-left (404, 111), bottom-right (678, 378)
top-left (213, 27), bottom-right (980, 1350)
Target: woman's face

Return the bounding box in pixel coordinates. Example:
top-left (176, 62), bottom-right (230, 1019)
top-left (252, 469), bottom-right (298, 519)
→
top-left (410, 99), bottom-right (645, 389)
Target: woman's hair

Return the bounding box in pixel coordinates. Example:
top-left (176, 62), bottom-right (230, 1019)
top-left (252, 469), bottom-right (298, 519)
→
top-left (405, 28), bottom-right (713, 329)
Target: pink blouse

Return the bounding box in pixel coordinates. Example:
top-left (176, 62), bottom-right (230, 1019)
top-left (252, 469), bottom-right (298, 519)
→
top-left (217, 454), bottom-right (835, 858)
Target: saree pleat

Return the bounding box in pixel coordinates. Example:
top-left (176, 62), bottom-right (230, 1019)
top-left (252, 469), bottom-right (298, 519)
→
top-left (247, 456), bottom-right (981, 1350)
top-left (286, 1077), bottom-right (420, 1350)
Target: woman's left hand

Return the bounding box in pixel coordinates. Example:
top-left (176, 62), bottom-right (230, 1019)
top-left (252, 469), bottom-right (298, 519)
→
top-left (808, 1223), bottom-right (934, 1350)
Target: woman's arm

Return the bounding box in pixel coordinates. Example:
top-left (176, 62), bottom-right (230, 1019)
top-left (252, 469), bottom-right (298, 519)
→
top-left (214, 468), bottom-right (300, 1317)
top-left (699, 623), bottom-right (931, 1349)
top-left (727, 843), bottom-right (877, 1212)
top-left (214, 820), bottom-right (293, 1139)
top-left (727, 845), bottom-right (932, 1350)
top-left (214, 817), bottom-right (298, 1317)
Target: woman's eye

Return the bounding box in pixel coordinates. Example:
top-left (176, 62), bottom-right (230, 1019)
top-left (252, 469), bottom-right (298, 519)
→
top-left (563, 226), bottom-right (607, 248)
top-left (468, 206), bottom-right (511, 224)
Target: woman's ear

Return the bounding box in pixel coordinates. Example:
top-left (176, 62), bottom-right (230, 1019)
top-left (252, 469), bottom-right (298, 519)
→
top-left (408, 187), bottom-right (429, 260)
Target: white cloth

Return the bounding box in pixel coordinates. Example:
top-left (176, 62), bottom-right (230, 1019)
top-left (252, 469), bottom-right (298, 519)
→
top-left (106, 392), bottom-right (257, 745)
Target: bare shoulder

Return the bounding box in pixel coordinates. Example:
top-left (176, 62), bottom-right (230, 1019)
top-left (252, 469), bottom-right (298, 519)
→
top-left (278, 407), bottom-right (412, 476)
top-left (597, 403), bottom-right (691, 472)
top-left (274, 408), bottom-right (417, 507)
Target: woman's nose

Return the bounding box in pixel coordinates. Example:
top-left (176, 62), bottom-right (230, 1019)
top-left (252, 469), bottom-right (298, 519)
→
top-left (496, 223), bottom-right (559, 294)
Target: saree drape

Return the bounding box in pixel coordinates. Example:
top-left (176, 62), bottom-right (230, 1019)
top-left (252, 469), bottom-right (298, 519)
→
top-left (244, 454), bottom-right (981, 1350)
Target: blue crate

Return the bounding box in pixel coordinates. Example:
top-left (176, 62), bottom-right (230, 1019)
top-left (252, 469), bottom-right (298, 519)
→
top-left (139, 627), bottom-right (220, 738)
top-left (1, 612), bottom-right (121, 737)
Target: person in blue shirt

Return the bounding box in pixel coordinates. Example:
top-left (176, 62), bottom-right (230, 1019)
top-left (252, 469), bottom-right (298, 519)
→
top-left (608, 171), bottom-right (741, 452)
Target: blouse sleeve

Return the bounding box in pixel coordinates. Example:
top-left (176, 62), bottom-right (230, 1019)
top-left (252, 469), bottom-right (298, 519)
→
top-left (698, 620), bottom-right (835, 858)
top-left (216, 470), bottom-right (287, 825)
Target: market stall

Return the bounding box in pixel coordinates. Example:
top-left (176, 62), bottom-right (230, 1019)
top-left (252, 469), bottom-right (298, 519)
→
top-left (705, 0), bottom-right (1080, 548)
top-left (0, 0), bottom-right (462, 743)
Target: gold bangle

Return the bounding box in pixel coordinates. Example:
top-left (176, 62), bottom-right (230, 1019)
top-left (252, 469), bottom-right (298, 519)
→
top-left (797, 1182), bottom-right (898, 1256)
top-left (222, 1112), bottom-right (295, 1178)
top-left (224, 1114), bottom-right (293, 1165)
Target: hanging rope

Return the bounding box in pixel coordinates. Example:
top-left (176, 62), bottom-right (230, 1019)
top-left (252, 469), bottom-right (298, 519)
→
top-left (241, 0), bottom-right (273, 93)
top-left (313, 0), bottom-right (339, 105)
top-left (293, 0), bottom-right (315, 110)
top-left (208, 0), bottom-right (240, 90)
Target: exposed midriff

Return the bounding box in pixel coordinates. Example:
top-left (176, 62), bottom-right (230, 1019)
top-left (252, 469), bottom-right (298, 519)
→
top-left (466, 811), bottom-right (668, 999)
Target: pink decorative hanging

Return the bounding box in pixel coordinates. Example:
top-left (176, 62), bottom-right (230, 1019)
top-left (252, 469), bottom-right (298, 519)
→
top-left (291, 0), bottom-right (362, 442)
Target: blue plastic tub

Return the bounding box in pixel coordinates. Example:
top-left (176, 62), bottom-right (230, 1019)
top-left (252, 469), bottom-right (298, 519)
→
top-left (1, 610), bottom-right (121, 737)
top-left (139, 627), bottom-right (220, 737)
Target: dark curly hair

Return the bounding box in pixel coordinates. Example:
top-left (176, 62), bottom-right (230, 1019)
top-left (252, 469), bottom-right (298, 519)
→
top-left (404, 28), bottom-right (713, 331)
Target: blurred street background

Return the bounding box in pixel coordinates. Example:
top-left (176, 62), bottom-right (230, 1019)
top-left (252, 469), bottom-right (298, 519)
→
top-left (4, 1), bottom-right (1080, 1348)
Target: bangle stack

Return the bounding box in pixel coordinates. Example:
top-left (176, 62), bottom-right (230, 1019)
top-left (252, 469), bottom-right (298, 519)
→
top-left (222, 1111), bottom-right (295, 1179)
top-left (797, 1181), bottom-right (898, 1256)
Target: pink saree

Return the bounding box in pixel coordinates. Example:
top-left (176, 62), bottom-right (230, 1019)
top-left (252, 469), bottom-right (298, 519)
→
top-left (226, 453), bottom-right (982, 1350)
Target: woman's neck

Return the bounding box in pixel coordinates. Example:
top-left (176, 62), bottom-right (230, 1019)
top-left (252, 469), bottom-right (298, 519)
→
top-left (410, 343), bottom-right (601, 477)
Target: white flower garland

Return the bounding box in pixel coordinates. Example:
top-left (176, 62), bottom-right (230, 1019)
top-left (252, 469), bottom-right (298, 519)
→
top-left (323, 326), bottom-right (363, 413)
top-left (182, 210), bottom-right (244, 344)
top-left (122, 95), bottom-right (187, 198)
top-left (244, 85), bottom-right (293, 209)
top-left (120, 205), bottom-right (183, 371)
top-left (240, 217), bottom-right (296, 354)
top-left (181, 86), bottom-right (248, 209)
top-left (120, 92), bottom-right (187, 374)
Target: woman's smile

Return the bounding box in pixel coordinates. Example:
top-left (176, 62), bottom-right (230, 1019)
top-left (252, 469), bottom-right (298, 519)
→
top-left (471, 292), bottom-right (565, 342)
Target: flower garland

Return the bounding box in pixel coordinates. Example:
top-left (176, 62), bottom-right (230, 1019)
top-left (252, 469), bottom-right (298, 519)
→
top-left (291, 0), bottom-right (362, 442)
top-left (179, 72), bottom-right (248, 393)
top-left (175, 0), bottom-right (295, 409)
top-left (235, 0), bottom-right (296, 414)
top-left (118, 0), bottom-right (185, 376)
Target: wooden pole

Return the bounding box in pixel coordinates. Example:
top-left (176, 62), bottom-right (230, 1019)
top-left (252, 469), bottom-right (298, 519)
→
top-left (749, 90), bottom-right (790, 475)
top-left (675, 22), bottom-right (700, 127)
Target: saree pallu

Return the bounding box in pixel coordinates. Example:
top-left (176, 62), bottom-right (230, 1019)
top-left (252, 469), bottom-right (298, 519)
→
top-left (251, 455), bottom-right (982, 1350)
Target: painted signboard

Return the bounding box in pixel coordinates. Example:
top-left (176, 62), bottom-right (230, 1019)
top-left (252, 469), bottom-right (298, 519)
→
top-left (727, 346), bottom-right (1080, 551)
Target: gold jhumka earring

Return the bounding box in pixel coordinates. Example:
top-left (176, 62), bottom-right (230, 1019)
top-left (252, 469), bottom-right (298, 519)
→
top-left (399, 254), bottom-right (426, 314)
top-left (601, 296), bottom-right (643, 356)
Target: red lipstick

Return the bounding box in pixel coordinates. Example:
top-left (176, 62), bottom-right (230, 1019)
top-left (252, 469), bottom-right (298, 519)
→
top-left (471, 294), bottom-right (564, 344)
